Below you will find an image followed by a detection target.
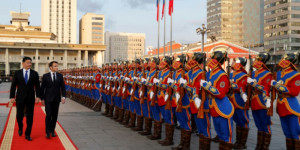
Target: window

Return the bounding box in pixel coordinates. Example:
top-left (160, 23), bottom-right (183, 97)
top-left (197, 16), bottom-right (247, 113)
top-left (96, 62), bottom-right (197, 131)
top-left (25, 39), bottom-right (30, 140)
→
top-left (92, 17), bottom-right (103, 20)
top-left (61, 57), bottom-right (63, 60)
top-left (92, 22), bottom-right (103, 25)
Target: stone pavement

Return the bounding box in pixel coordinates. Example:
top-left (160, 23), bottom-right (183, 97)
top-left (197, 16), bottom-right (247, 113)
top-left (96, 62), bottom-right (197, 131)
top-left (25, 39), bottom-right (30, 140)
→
top-left (1, 82), bottom-right (299, 149)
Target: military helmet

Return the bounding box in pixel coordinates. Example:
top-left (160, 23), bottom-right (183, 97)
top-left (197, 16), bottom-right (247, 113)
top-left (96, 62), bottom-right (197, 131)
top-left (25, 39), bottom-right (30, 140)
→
top-left (234, 57), bottom-right (247, 67)
top-left (162, 56), bottom-right (173, 66)
top-left (135, 59), bottom-right (141, 65)
top-left (283, 52), bottom-right (299, 64)
top-left (176, 54), bottom-right (187, 64)
top-left (256, 52), bottom-right (270, 64)
top-left (151, 57), bottom-right (160, 65)
top-left (193, 52), bottom-right (206, 64)
top-left (211, 50), bottom-right (227, 64)
top-left (144, 58), bottom-right (150, 64)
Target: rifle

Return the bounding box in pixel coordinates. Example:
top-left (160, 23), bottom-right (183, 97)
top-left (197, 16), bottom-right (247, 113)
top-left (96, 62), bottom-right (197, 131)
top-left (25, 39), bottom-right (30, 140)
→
top-left (245, 54), bottom-right (253, 110)
top-left (140, 60), bottom-right (147, 104)
top-left (165, 66), bottom-right (173, 110)
top-left (122, 64), bottom-right (130, 100)
top-left (268, 61), bottom-right (277, 116)
top-left (130, 62), bottom-right (138, 102)
top-left (117, 63), bottom-right (124, 97)
top-left (150, 67), bottom-right (159, 106)
top-left (198, 54), bottom-right (207, 118)
top-left (112, 63), bottom-right (119, 97)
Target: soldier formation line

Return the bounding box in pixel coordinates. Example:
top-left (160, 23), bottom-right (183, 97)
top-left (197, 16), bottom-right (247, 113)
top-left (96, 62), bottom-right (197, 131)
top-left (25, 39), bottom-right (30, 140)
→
top-left (60, 50), bottom-right (300, 150)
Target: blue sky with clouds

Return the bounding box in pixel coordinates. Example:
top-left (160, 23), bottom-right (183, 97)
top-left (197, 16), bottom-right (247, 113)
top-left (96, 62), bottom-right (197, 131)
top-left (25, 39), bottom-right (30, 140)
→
top-left (0, 0), bottom-right (207, 48)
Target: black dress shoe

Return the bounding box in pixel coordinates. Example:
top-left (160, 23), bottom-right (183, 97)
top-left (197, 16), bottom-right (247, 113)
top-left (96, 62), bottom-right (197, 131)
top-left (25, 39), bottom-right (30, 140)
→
top-left (25, 136), bottom-right (32, 141)
top-left (46, 133), bottom-right (50, 139)
top-left (51, 132), bottom-right (56, 137)
top-left (18, 130), bottom-right (23, 136)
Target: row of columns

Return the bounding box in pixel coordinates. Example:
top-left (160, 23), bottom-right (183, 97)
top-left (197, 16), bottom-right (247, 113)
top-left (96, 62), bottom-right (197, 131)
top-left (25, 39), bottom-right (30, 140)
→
top-left (4, 49), bottom-right (105, 76)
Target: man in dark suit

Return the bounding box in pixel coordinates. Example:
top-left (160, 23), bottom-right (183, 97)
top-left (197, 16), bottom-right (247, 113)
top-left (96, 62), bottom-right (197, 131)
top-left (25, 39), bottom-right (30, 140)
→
top-left (40, 61), bottom-right (66, 139)
top-left (10, 56), bottom-right (41, 141)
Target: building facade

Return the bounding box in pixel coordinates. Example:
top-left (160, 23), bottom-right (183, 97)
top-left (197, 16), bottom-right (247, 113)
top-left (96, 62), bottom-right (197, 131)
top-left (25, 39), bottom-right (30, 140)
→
top-left (80, 13), bottom-right (105, 45)
top-left (41, 0), bottom-right (77, 44)
top-left (104, 32), bottom-right (145, 63)
top-left (207, 0), bottom-right (264, 47)
top-left (264, 0), bottom-right (300, 53)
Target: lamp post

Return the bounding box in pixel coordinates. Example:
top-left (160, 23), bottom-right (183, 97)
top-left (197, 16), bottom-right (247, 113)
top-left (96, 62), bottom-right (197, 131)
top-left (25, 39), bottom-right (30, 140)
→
top-left (196, 24), bottom-right (210, 53)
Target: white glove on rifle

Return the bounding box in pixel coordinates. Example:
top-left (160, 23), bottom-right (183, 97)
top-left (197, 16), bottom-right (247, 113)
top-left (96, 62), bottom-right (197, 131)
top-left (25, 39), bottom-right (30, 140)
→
top-left (122, 87), bottom-right (126, 93)
top-left (141, 78), bottom-right (147, 83)
top-left (139, 91), bottom-right (143, 97)
top-left (200, 80), bottom-right (208, 87)
top-left (195, 97), bottom-right (202, 109)
top-left (167, 78), bottom-right (174, 84)
top-left (266, 98), bottom-right (271, 108)
top-left (130, 89), bottom-right (134, 95)
top-left (270, 80), bottom-right (277, 86)
top-left (153, 78), bottom-right (160, 84)
top-left (150, 91), bottom-right (154, 99)
top-left (164, 94), bottom-right (169, 102)
top-left (179, 78), bottom-right (187, 85)
top-left (247, 77), bottom-right (256, 84)
top-left (175, 93), bottom-right (180, 103)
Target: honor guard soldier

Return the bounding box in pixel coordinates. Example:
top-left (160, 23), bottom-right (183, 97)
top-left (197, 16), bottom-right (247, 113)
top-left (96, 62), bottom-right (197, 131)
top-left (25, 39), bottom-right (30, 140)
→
top-left (229, 57), bottom-right (250, 149)
top-left (124, 61), bottom-right (135, 127)
top-left (200, 50), bottom-right (234, 149)
top-left (247, 52), bottom-right (273, 150)
top-left (121, 61), bottom-right (131, 125)
top-left (150, 56), bottom-right (172, 141)
top-left (271, 52), bottom-right (300, 150)
top-left (116, 62), bottom-right (125, 122)
top-left (139, 58), bottom-right (153, 136)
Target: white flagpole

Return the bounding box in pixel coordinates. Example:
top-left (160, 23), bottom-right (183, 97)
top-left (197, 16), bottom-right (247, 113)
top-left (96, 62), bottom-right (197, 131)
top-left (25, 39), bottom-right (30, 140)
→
top-left (163, 2), bottom-right (166, 57)
top-left (158, 0), bottom-right (160, 59)
top-left (170, 13), bottom-right (172, 57)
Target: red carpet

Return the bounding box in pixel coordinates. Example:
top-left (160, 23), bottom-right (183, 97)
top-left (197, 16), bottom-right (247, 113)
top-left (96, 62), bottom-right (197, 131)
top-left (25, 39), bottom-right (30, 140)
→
top-left (0, 105), bottom-right (78, 150)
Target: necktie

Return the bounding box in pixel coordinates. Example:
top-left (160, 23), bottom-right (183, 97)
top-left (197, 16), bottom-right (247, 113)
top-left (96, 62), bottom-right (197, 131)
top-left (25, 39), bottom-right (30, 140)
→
top-left (53, 73), bottom-right (56, 83)
top-left (25, 70), bottom-right (28, 84)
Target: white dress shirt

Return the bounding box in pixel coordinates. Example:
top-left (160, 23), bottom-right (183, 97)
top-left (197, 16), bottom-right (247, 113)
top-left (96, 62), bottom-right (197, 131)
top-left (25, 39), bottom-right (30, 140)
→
top-left (50, 71), bottom-right (56, 82)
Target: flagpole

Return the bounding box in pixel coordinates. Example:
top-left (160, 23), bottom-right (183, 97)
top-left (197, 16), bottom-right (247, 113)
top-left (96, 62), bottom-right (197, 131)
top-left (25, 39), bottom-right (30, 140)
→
top-left (158, 0), bottom-right (160, 59)
top-left (163, 3), bottom-right (166, 57)
top-left (170, 14), bottom-right (172, 57)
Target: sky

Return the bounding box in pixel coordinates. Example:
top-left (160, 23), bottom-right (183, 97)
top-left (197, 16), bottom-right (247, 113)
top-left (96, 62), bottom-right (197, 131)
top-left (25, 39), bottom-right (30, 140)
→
top-left (0, 0), bottom-right (207, 49)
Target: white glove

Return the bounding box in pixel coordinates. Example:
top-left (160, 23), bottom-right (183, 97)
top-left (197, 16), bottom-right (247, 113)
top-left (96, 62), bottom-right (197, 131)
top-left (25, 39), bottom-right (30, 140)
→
top-left (271, 80), bottom-right (277, 86)
top-left (266, 98), bottom-right (271, 108)
top-left (107, 86), bottom-right (110, 90)
top-left (175, 93), bottom-right (180, 103)
top-left (118, 86), bottom-right (120, 90)
top-left (139, 91), bottom-right (143, 97)
top-left (133, 76), bottom-right (138, 80)
top-left (195, 97), bottom-right (201, 109)
top-left (153, 78), bottom-right (160, 84)
top-left (241, 93), bottom-right (247, 103)
top-left (142, 78), bottom-right (147, 83)
top-left (247, 77), bottom-right (255, 84)
top-left (112, 87), bottom-right (115, 91)
top-left (122, 87), bottom-right (126, 93)
top-left (200, 80), bottom-right (207, 87)
top-left (130, 89), bottom-right (134, 95)
top-left (150, 91), bottom-right (154, 99)
top-left (164, 94), bottom-right (169, 102)
top-left (179, 78), bottom-right (187, 85)
top-left (125, 77), bottom-right (129, 81)
top-left (167, 78), bottom-right (174, 84)
top-left (100, 84), bottom-right (102, 88)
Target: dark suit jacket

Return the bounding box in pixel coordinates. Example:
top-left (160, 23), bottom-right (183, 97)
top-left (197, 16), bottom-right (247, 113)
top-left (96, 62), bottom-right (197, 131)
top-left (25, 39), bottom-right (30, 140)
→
top-left (40, 72), bottom-right (66, 102)
top-left (10, 69), bottom-right (41, 103)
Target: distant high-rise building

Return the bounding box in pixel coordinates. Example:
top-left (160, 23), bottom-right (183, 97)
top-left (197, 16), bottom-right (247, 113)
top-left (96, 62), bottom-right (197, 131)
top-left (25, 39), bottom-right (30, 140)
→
top-left (105, 32), bottom-right (145, 63)
top-left (79, 13), bottom-right (105, 45)
top-left (264, 0), bottom-right (300, 52)
top-left (207, 0), bottom-right (264, 47)
top-left (79, 13), bottom-right (105, 66)
top-left (41, 0), bottom-right (77, 44)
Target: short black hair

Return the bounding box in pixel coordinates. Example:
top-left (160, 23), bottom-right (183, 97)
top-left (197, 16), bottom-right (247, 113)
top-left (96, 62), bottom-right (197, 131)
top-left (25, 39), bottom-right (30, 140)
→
top-left (22, 56), bottom-right (32, 63)
top-left (49, 61), bottom-right (58, 68)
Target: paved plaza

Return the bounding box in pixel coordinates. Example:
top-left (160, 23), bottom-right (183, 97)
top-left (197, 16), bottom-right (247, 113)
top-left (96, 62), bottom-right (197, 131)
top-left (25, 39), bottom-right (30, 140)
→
top-left (1, 82), bottom-right (299, 150)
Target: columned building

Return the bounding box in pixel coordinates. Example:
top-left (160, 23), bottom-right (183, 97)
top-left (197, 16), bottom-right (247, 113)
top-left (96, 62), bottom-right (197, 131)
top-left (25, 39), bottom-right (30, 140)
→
top-left (0, 43), bottom-right (105, 77)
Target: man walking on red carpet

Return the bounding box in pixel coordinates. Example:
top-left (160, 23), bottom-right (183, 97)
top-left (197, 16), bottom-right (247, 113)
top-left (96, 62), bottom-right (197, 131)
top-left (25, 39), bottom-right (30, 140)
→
top-left (40, 61), bottom-right (66, 139)
top-left (10, 56), bottom-right (41, 141)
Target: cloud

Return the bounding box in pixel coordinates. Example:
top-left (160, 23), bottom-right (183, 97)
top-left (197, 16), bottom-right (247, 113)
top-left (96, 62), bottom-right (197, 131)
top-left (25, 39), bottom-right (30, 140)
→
top-left (123, 0), bottom-right (156, 8)
top-left (105, 18), bottom-right (115, 30)
top-left (78, 0), bottom-right (104, 13)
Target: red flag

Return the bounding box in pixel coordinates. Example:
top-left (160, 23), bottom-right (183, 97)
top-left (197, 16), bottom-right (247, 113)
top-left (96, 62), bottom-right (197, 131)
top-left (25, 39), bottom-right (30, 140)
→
top-left (169, 0), bottom-right (173, 16)
top-left (156, 0), bottom-right (160, 22)
top-left (161, 0), bottom-right (165, 19)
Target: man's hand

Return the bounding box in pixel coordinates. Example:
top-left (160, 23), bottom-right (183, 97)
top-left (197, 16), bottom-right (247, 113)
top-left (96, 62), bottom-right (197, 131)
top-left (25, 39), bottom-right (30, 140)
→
top-left (10, 98), bottom-right (16, 103)
top-left (41, 100), bottom-right (45, 106)
top-left (61, 98), bottom-right (66, 104)
top-left (35, 97), bottom-right (41, 103)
